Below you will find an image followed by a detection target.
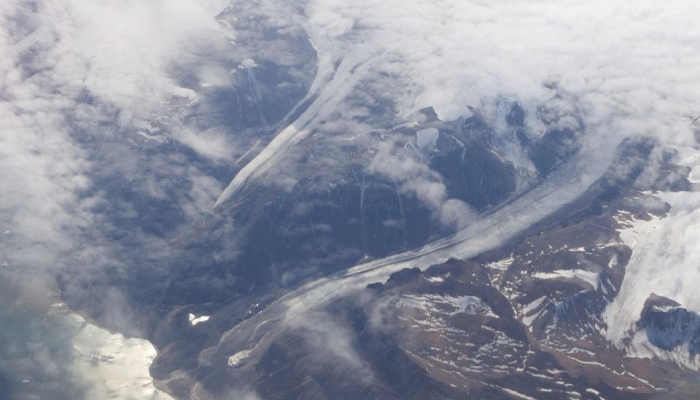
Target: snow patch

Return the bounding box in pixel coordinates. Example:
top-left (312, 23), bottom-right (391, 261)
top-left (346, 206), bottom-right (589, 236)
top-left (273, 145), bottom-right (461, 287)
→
top-left (500, 388), bottom-right (537, 400)
top-left (617, 213), bottom-right (663, 249)
top-left (487, 256), bottom-right (514, 270)
top-left (188, 313), bottom-right (210, 326)
top-left (522, 296), bottom-right (547, 315)
top-left (533, 269), bottom-right (600, 290)
top-left (400, 294), bottom-right (497, 317)
top-left (228, 350), bottom-right (253, 367)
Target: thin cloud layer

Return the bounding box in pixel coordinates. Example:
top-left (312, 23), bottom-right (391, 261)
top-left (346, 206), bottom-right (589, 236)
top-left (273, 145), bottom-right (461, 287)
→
top-left (230, 0), bottom-right (700, 234)
top-left (0, 0), bottom-right (233, 397)
top-left (0, 0), bottom-right (232, 272)
top-left (306, 0), bottom-right (700, 144)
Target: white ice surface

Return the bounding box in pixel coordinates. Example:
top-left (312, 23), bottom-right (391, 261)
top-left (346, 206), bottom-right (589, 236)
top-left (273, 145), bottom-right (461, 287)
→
top-left (214, 21), bottom-right (373, 207)
top-left (605, 147), bottom-right (700, 358)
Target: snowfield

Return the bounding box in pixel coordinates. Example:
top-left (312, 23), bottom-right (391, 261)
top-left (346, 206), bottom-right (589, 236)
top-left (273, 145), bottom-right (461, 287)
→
top-left (605, 147), bottom-right (700, 366)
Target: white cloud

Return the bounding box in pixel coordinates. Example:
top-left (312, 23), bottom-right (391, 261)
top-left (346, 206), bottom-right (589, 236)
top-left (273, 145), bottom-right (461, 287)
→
top-left (439, 198), bottom-right (477, 230)
top-left (0, 0), bottom-right (232, 395)
top-left (305, 0), bottom-right (700, 145)
top-left (0, 0), bottom-right (233, 268)
top-left (173, 126), bottom-right (234, 162)
top-left (284, 309), bottom-right (375, 382)
top-left (224, 0), bottom-right (700, 224)
top-left (368, 132), bottom-right (476, 228)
